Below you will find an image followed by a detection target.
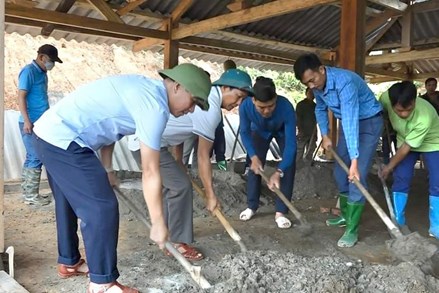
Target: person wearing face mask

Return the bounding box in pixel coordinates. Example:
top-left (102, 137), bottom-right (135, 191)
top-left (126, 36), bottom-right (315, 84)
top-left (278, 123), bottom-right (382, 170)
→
top-left (238, 77), bottom-right (297, 229)
top-left (128, 69), bottom-right (253, 261)
top-left (294, 53), bottom-right (383, 248)
top-left (17, 44), bottom-right (63, 206)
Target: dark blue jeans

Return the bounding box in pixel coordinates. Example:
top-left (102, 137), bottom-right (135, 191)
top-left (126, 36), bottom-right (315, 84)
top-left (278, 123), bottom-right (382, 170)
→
top-left (246, 132), bottom-right (296, 214)
top-left (33, 135), bottom-right (120, 284)
top-left (393, 151), bottom-right (439, 196)
top-left (334, 114), bottom-right (383, 203)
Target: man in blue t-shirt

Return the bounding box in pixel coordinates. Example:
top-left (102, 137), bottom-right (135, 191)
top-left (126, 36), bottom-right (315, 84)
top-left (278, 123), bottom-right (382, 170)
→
top-left (17, 44), bottom-right (63, 206)
top-left (238, 77), bottom-right (297, 229)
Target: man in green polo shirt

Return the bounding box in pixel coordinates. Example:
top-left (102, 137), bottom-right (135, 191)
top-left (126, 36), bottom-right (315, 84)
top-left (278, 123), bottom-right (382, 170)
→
top-left (380, 81), bottom-right (439, 239)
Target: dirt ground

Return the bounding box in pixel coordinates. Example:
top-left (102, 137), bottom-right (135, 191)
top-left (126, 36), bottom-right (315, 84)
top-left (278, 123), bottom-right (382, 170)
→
top-left (3, 162), bottom-right (439, 292)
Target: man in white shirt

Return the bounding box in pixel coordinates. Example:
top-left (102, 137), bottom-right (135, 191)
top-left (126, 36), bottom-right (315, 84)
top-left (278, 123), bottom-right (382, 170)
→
top-left (130, 69), bottom-right (253, 260)
top-left (32, 64), bottom-right (211, 293)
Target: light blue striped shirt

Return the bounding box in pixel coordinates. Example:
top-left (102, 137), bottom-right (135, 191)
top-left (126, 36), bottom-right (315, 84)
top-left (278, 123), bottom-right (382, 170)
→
top-left (313, 66), bottom-right (382, 159)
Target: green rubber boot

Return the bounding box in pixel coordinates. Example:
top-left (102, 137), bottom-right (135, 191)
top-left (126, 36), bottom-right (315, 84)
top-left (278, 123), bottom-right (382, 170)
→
top-left (326, 193), bottom-right (348, 227)
top-left (337, 202), bottom-right (365, 248)
top-left (22, 168), bottom-right (51, 206)
top-left (217, 160), bottom-right (227, 171)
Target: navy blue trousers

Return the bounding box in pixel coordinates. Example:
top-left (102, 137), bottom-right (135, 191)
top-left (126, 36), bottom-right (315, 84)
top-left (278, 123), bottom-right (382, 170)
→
top-left (33, 136), bottom-right (120, 284)
top-left (393, 151), bottom-right (439, 196)
top-left (334, 114), bottom-right (383, 203)
top-left (246, 132), bottom-right (296, 214)
top-left (212, 123), bottom-right (226, 162)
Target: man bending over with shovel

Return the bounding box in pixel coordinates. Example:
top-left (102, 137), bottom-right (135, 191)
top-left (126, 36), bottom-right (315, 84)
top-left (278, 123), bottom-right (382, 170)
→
top-left (380, 81), bottom-right (439, 239)
top-left (294, 53), bottom-right (383, 247)
top-left (32, 64), bottom-right (211, 293)
top-left (238, 76), bottom-right (297, 229)
top-left (129, 69), bottom-right (253, 260)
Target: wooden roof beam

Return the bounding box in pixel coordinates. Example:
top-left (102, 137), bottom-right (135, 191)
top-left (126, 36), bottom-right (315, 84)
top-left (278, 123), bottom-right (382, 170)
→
top-left (41, 0), bottom-right (77, 36)
top-left (172, 0), bottom-right (338, 40)
top-left (401, 6), bottom-right (413, 49)
top-left (366, 8), bottom-right (401, 34)
top-left (117, 0), bottom-right (148, 16)
top-left (179, 44), bottom-right (293, 66)
top-left (366, 17), bottom-right (398, 51)
top-left (5, 3), bottom-right (167, 39)
top-left (133, 0), bottom-right (193, 52)
top-left (412, 0), bottom-right (439, 13)
top-left (366, 47), bottom-right (439, 65)
top-left (368, 0), bottom-right (407, 12)
top-left (86, 0), bottom-right (124, 23)
top-left (227, 0), bottom-right (250, 12)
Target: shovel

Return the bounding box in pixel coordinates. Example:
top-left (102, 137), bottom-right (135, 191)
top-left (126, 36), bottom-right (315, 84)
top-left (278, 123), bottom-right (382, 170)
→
top-left (192, 181), bottom-right (247, 252)
top-left (259, 171), bottom-right (313, 236)
top-left (328, 148), bottom-right (439, 277)
top-left (113, 187), bottom-right (212, 289)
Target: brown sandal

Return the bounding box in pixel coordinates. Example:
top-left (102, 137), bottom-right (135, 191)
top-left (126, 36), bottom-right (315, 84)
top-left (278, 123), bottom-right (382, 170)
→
top-left (87, 281), bottom-right (139, 293)
top-left (57, 259), bottom-right (89, 278)
top-left (165, 243), bottom-right (204, 261)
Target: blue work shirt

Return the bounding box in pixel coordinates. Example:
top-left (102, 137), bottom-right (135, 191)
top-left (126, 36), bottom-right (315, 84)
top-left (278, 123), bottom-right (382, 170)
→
top-left (239, 96), bottom-right (297, 172)
top-left (34, 75), bottom-right (170, 152)
top-left (314, 66), bottom-right (382, 159)
top-left (18, 61), bottom-right (49, 123)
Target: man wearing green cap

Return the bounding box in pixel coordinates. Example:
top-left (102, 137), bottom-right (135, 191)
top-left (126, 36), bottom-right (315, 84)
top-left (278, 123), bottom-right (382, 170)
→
top-left (31, 63), bottom-right (211, 293)
top-left (128, 69), bottom-right (253, 261)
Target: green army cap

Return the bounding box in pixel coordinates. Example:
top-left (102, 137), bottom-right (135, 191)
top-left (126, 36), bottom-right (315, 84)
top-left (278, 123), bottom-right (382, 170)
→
top-left (212, 69), bottom-right (254, 96)
top-left (159, 63), bottom-right (211, 111)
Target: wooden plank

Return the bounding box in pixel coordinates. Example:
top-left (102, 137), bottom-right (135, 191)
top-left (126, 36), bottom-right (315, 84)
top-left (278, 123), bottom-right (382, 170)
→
top-left (216, 31), bottom-right (330, 54)
top-left (41, 0), bottom-right (77, 36)
top-left (365, 66), bottom-right (408, 80)
top-left (366, 47), bottom-right (439, 64)
top-left (172, 0), bottom-right (338, 39)
top-left (181, 36), bottom-right (298, 61)
top-left (133, 0), bottom-right (193, 52)
top-left (227, 0), bottom-right (250, 12)
top-left (412, 0), bottom-right (439, 13)
top-left (0, 271), bottom-right (29, 293)
top-left (163, 18), bottom-right (179, 69)
top-left (179, 44), bottom-right (292, 65)
top-left (401, 7), bottom-right (413, 49)
top-left (86, 0), bottom-right (123, 23)
top-left (365, 8), bottom-right (401, 34)
top-left (368, 0), bottom-right (407, 11)
top-left (366, 17), bottom-right (397, 51)
top-left (171, 0), bottom-right (193, 23)
top-left (5, 3), bottom-right (167, 39)
top-left (117, 0), bottom-right (148, 16)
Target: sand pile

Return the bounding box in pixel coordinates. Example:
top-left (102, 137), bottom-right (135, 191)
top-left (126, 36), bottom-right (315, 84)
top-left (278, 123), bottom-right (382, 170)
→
top-left (128, 250), bottom-right (439, 293)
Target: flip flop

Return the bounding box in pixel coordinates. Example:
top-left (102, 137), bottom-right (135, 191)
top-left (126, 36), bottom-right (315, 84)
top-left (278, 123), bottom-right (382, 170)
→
top-left (275, 216), bottom-right (291, 229)
top-left (239, 208), bottom-right (255, 221)
top-left (58, 259), bottom-right (89, 278)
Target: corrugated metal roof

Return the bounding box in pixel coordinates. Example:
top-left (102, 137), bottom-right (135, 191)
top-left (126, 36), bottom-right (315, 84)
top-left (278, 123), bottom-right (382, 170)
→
top-left (4, 0), bottom-right (439, 76)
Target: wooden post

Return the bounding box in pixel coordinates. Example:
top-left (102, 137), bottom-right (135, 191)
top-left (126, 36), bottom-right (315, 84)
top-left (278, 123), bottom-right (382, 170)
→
top-left (164, 18), bottom-right (179, 69)
top-left (328, 0), bottom-right (366, 158)
top-left (0, 0), bottom-right (5, 253)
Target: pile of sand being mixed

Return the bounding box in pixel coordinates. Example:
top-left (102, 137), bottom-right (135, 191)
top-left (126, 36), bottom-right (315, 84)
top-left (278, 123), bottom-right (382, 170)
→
top-left (131, 250), bottom-right (439, 293)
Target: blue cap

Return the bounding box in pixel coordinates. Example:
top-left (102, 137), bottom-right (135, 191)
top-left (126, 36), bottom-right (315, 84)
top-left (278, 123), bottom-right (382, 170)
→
top-left (212, 69), bottom-right (254, 96)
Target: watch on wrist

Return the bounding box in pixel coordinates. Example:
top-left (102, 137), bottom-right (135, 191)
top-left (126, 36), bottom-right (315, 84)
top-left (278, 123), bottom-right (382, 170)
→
top-left (276, 168), bottom-right (284, 178)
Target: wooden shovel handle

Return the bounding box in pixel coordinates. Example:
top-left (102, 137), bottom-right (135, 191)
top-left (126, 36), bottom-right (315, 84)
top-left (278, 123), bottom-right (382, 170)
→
top-left (259, 171), bottom-right (305, 223)
top-left (191, 181), bottom-right (242, 242)
top-left (113, 187), bottom-right (212, 289)
top-left (328, 148), bottom-right (403, 238)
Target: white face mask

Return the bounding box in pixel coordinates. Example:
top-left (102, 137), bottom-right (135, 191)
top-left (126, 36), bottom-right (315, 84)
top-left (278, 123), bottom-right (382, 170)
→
top-left (45, 60), bottom-right (55, 71)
